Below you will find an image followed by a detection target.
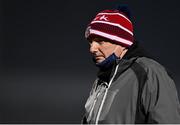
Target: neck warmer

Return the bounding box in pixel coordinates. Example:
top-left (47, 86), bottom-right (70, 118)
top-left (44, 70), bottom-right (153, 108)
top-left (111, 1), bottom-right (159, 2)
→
top-left (95, 53), bottom-right (120, 70)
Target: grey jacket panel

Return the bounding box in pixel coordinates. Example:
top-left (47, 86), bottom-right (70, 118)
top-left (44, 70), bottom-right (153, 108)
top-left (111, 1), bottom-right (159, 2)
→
top-left (83, 57), bottom-right (180, 124)
top-left (137, 57), bottom-right (180, 123)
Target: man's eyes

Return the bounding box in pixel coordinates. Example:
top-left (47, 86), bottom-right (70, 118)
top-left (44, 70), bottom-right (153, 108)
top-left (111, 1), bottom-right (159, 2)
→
top-left (94, 39), bottom-right (105, 44)
top-left (98, 41), bottom-right (104, 45)
top-left (88, 40), bottom-right (104, 45)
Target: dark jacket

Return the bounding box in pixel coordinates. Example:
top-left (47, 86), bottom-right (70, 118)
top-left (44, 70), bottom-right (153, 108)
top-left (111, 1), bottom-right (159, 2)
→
top-left (82, 42), bottom-right (180, 124)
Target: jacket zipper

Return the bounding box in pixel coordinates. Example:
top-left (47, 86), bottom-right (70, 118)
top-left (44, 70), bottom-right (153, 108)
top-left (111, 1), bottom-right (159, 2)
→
top-left (95, 64), bottom-right (119, 124)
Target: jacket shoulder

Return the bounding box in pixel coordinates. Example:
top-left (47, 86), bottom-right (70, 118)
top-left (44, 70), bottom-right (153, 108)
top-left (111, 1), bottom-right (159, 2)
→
top-left (135, 57), bottom-right (166, 74)
top-left (135, 57), bottom-right (175, 94)
top-left (135, 57), bottom-right (180, 123)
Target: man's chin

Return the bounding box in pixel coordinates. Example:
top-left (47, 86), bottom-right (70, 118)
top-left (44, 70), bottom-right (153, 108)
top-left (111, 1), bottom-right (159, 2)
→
top-left (95, 59), bottom-right (105, 64)
top-left (92, 56), bottom-right (105, 64)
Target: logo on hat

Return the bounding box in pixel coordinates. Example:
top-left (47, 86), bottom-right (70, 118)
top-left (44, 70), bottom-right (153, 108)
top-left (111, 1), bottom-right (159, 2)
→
top-left (99, 15), bottom-right (108, 21)
top-left (94, 15), bottom-right (109, 21)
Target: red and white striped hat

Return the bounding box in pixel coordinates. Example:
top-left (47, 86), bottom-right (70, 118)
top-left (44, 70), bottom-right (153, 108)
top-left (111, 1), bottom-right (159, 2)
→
top-left (85, 9), bottom-right (134, 47)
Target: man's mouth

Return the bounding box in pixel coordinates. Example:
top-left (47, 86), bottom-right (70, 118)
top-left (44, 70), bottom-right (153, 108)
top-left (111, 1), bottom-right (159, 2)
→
top-left (92, 55), bottom-right (105, 63)
top-left (94, 56), bottom-right (105, 61)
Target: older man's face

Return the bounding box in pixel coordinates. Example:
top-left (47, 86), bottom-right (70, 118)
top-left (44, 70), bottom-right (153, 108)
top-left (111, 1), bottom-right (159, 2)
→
top-left (89, 37), bottom-right (123, 63)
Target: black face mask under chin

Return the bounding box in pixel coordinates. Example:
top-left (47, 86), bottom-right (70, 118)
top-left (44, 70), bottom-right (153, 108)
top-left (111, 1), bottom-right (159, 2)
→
top-left (93, 53), bottom-right (120, 70)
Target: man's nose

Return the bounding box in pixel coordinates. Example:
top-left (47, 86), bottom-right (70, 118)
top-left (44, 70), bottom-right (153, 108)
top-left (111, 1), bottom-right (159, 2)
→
top-left (89, 41), bottom-right (99, 54)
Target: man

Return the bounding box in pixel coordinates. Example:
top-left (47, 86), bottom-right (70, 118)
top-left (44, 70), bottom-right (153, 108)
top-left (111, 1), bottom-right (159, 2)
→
top-left (82, 6), bottom-right (180, 124)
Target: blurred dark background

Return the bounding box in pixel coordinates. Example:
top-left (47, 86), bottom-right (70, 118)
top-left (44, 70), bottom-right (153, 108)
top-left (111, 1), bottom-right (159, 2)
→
top-left (0, 0), bottom-right (180, 123)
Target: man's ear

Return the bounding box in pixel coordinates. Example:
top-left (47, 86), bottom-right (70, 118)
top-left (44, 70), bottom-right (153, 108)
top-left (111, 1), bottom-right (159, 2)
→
top-left (114, 45), bottom-right (128, 58)
top-left (122, 46), bottom-right (127, 51)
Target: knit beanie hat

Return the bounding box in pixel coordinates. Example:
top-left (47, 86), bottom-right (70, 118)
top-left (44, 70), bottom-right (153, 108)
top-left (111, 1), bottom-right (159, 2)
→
top-left (85, 8), bottom-right (134, 47)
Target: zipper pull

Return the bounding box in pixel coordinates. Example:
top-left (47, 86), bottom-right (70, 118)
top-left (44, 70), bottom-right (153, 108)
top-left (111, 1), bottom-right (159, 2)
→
top-left (102, 82), bottom-right (109, 88)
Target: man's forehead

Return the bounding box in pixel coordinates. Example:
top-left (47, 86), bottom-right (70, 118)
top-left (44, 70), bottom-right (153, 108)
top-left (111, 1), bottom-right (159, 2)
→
top-left (88, 37), bottom-right (125, 48)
